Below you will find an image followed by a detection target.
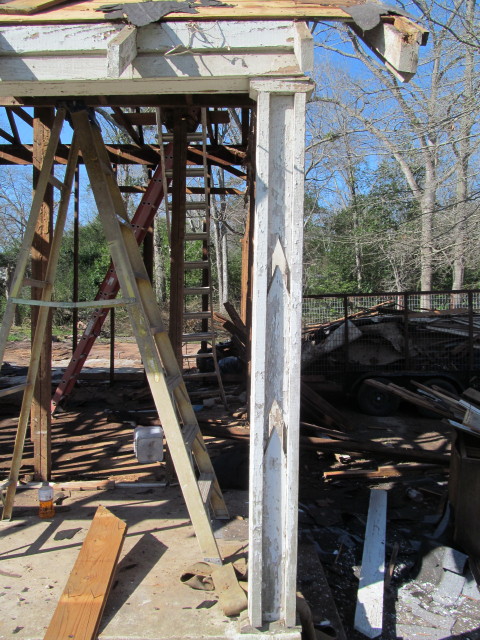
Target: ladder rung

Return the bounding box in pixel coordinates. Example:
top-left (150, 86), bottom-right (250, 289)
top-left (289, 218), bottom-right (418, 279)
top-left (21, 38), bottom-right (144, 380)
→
top-left (182, 423), bottom-right (199, 450)
top-left (184, 311), bottom-right (211, 320)
top-left (185, 202), bottom-right (207, 210)
top-left (198, 473), bottom-right (214, 505)
top-left (183, 371), bottom-right (218, 379)
top-left (183, 332), bottom-right (215, 341)
top-left (185, 232), bottom-right (208, 241)
top-left (183, 352), bottom-right (211, 359)
top-left (48, 174), bottom-right (65, 191)
top-left (0, 384), bottom-right (28, 398)
top-left (184, 287), bottom-right (211, 296)
top-left (184, 261), bottom-right (210, 270)
top-left (162, 132), bottom-right (204, 142)
top-left (166, 373), bottom-right (183, 392)
top-left (23, 277), bottom-right (48, 289)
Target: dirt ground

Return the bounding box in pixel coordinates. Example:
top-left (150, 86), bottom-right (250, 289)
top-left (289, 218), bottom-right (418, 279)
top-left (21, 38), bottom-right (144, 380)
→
top-left (1, 340), bottom-right (480, 639)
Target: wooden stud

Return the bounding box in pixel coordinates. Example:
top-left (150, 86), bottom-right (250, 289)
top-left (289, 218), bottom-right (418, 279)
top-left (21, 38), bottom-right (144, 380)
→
top-left (31, 106), bottom-right (54, 481)
top-left (168, 112), bottom-right (188, 366)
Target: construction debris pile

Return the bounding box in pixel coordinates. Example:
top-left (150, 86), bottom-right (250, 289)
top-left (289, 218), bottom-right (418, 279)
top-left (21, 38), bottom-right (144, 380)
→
top-left (301, 303), bottom-right (480, 380)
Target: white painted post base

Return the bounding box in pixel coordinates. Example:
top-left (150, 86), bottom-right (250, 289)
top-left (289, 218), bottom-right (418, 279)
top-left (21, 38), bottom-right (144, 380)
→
top-left (248, 77), bottom-right (313, 629)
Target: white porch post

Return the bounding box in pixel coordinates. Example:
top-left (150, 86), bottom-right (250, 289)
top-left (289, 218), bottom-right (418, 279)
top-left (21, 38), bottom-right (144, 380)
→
top-left (248, 78), bottom-right (313, 629)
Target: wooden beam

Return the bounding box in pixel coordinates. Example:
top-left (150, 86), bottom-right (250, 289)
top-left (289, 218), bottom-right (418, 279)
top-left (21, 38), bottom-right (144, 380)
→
top-left (351, 16), bottom-right (427, 82)
top-left (44, 506), bottom-right (127, 640)
top-left (30, 106), bottom-right (53, 482)
top-left (0, 95), bottom-right (255, 108)
top-left (0, 143), bottom-right (247, 166)
top-left (107, 24), bottom-right (137, 78)
top-left (168, 112), bottom-right (188, 366)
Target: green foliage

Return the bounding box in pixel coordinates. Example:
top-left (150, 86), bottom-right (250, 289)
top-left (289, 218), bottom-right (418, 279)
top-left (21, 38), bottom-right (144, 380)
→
top-left (303, 160), bottom-right (421, 294)
top-left (54, 216), bottom-right (110, 321)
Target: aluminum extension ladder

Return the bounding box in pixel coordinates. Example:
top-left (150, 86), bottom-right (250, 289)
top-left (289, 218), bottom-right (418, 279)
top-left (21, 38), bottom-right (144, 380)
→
top-left (0, 106), bottom-right (228, 564)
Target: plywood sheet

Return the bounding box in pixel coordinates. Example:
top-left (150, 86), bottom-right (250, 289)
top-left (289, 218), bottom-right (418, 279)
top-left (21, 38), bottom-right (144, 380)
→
top-left (44, 505), bottom-right (127, 640)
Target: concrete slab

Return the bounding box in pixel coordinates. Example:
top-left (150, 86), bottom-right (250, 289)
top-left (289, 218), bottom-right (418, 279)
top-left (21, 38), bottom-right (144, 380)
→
top-left (0, 486), bottom-right (298, 640)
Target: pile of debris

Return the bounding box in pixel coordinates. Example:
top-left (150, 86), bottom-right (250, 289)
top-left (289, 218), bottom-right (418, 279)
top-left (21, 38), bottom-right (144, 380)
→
top-left (301, 303), bottom-right (480, 376)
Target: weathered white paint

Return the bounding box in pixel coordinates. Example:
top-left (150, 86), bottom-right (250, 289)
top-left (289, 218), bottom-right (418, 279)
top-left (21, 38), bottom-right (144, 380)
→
top-left (354, 489), bottom-right (387, 638)
top-left (293, 22), bottom-right (313, 73)
top-left (0, 21), bottom-right (295, 55)
top-left (352, 17), bottom-right (425, 82)
top-left (107, 25), bottom-right (137, 78)
top-left (248, 76), bottom-right (313, 629)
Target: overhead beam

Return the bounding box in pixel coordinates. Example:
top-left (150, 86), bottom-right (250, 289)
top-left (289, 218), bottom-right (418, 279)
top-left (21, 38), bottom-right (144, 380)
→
top-left (0, 95), bottom-right (254, 108)
top-left (0, 143), bottom-right (247, 166)
top-left (350, 16), bottom-right (428, 82)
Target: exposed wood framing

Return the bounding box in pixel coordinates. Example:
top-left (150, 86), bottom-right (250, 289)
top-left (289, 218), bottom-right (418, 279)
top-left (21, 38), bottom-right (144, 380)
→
top-left (0, 143), bottom-right (246, 167)
top-left (30, 106), bottom-right (53, 481)
top-left (168, 112), bottom-right (188, 365)
top-left (248, 77), bottom-right (313, 628)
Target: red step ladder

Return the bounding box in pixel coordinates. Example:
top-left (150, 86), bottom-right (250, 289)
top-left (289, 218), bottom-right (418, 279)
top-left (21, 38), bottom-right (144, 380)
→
top-left (51, 144), bottom-right (173, 413)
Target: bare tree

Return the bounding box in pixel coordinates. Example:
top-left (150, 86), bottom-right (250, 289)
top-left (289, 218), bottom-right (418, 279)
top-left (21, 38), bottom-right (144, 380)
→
top-left (310, 0), bottom-right (480, 301)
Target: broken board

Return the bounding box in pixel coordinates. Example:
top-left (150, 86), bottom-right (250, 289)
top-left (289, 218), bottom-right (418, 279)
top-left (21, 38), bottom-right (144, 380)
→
top-left (354, 489), bottom-right (387, 639)
top-left (44, 505), bottom-right (127, 640)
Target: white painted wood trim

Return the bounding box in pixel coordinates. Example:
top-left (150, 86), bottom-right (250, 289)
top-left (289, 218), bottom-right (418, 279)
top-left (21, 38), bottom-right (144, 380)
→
top-left (293, 22), bottom-right (313, 73)
top-left (354, 489), bottom-right (387, 638)
top-left (248, 77), bottom-right (310, 629)
top-left (107, 25), bottom-right (137, 78)
top-left (0, 21), bottom-right (295, 55)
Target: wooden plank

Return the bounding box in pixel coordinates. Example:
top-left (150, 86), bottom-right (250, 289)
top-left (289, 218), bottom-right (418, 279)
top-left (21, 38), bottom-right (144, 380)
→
top-left (302, 434), bottom-right (450, 465)
top-left (44, 505), bottom-right (127, 640)
top-left (0, 0), bottom-right (68, 15)
top-left (324, 463), bottom-right (443, 479)
top-left (0, 2), bottom-right (360, 24)
top-left (354, 489), bottom-right (387, 639)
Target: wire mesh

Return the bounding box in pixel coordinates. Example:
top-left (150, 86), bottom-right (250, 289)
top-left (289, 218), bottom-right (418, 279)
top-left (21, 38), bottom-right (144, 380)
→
top-left (302, 291), bottom-right (480, 382)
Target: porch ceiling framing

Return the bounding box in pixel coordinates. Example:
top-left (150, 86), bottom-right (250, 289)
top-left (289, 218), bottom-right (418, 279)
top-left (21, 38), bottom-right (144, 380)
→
top-left (0, 4), bottom-right (426, 636)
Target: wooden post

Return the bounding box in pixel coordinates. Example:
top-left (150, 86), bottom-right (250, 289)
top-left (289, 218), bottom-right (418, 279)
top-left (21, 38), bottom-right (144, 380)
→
top-left (248, 78), bottom-right (312, 629)
top-left (31, 107), bottom-right (54, 481)
top-left (168, 113), bottom-right (188, 366)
